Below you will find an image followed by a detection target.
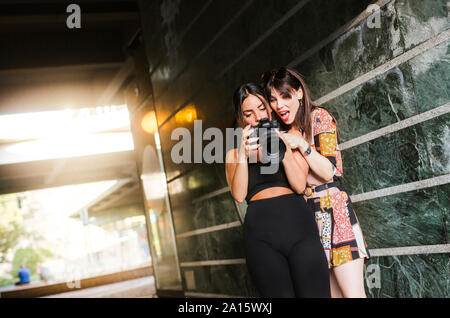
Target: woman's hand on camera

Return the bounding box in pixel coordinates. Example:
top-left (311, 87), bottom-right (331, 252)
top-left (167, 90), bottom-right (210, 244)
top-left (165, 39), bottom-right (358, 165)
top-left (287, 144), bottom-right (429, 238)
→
top-left (239, 125), bottom-right (259, 161)
top-left (278, 131), bottom-right (309, 153)
top-left (277, 130), bottom-right (293, 157)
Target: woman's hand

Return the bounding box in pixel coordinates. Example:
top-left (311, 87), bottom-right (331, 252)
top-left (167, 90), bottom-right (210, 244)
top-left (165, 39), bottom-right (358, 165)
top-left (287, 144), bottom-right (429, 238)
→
top-left (276, 130), bottom-right (309, 193)
top-left (282, 129), bottom-right (335, 182)
top-left (276, 130), bottom-right (293, 158)
top-left (278, 131), bottom-right (310, 153)
top-left (226, 125), bottom-right (257, 203)
top-left (238, 125), bottom-right (259, 162)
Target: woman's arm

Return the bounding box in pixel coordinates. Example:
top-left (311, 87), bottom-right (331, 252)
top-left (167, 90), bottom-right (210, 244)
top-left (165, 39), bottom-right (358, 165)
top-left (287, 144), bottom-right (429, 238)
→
top-left (225, 148), bottom-right (248, 203)
top-left (278, 132), bottom-right (309, 194)
top-left (225, 125), bottom-right (257, 203)
top-left (287, 129), bottom-right (334, 182)
top-left (281, 108), bottom-right (342, 182)
top-left (282, 147), bottom-right (309, 193)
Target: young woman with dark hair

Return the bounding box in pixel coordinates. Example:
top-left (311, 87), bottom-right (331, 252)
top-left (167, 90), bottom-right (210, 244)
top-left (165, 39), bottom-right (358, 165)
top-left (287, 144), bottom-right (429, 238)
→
top-left (261, 67), bottom-right (370, 298)
top-left (225, 82), bottom-right (330, 298)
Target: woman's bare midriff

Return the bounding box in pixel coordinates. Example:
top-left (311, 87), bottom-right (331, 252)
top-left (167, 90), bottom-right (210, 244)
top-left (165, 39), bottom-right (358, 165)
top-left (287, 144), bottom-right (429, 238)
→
top-left (249, 187), bottom-right (294, 201)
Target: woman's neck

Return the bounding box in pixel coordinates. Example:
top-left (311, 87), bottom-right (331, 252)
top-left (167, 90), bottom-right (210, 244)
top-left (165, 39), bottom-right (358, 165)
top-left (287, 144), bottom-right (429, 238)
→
top-left (289, 123), bottom-right (302, 132)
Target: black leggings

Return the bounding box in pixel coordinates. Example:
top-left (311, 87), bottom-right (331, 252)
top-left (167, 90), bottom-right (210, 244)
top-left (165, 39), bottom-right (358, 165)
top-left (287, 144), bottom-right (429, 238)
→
top-left (244, 193), bottom-right (330, 298)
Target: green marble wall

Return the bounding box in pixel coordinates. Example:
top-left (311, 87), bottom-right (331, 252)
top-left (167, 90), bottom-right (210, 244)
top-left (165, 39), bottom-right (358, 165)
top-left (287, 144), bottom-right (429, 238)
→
top-left (136, 0), bottom-right (449, 297)
top-left (353, 184), bottom-right (449, 248)
top-left (365, 253), bottom-right (449, 298)
top-left (181, 264), bottom-right (259, 296)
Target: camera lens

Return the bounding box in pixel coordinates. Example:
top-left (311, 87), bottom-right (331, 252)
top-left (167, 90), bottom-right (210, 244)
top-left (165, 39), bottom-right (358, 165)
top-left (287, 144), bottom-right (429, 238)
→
top-left (258, 128), bottom-right (286, 163)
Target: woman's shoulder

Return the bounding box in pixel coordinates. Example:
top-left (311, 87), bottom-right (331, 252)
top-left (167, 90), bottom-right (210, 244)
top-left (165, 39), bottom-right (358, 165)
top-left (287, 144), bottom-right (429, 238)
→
top-left (311, 106), bottom-right (334, 121)
top-left (311, 107), bottom-right (337, 134)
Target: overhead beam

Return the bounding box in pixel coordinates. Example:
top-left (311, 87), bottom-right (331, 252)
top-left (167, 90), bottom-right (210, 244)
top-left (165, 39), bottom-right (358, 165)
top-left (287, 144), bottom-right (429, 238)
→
top-left (0, 150), bottom-right (136, 180)
top-left (91, 182), bottom-right (140, 212)
top-left (78, 178), bottom-right (133, 212)
top-left (0, 167), bottom-right (136, 195)
top-left (44, 160), bottom-right (67, 186)
top-left (0, 151), bottom-right (137, 195)
top-left (0, 78), bottom-right (123, 115)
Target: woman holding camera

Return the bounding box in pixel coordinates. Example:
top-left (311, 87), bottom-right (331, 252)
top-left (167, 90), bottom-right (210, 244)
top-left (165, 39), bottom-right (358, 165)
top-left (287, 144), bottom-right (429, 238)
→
top-left (261, 67), bottom-right (370, 298)
top-left (225, 83), bottom-right (330, 298)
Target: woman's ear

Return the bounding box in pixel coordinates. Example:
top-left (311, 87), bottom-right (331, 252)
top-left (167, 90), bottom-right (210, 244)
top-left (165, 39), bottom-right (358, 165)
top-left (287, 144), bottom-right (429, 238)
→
top-left (296, 87), bottom-right (304, 101)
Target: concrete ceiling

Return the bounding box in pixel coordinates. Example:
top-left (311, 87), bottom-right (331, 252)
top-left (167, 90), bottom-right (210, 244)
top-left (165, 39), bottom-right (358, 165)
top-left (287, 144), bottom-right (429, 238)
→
top-left (0, 0), bottom-right (140, 115)
top-left (0, 0), bottom-right (143, 195)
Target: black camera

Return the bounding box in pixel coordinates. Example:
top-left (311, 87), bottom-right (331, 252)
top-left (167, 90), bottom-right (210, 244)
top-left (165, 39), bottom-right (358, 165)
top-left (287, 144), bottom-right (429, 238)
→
top-left (249, 118), bottom-right (286, 163)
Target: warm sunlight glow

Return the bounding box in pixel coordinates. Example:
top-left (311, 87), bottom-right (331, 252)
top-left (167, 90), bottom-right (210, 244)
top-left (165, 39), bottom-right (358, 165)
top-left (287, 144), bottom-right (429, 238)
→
top-left (4, 133), bottom-right (134, 164)
top-left (0, 105), bottom-right (130, 141)
top-left (175, 104), bottom-right (197, 124)
top-left (141, 111), bottom-right (158, 134)
top-left (0, 105), bottom-right (134, 164)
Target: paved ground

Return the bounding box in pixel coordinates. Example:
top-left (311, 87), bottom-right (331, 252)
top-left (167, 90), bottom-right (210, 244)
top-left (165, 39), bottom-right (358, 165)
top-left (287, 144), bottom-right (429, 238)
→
top-left (42, 276), bottom-right (157, 298)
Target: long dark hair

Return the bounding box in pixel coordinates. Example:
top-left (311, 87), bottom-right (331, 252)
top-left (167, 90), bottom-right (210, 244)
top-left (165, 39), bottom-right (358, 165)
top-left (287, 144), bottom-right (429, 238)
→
top-left (232, 82), bottom-right (272, 127)
top-left (261, 67), bottom-right (341, 143)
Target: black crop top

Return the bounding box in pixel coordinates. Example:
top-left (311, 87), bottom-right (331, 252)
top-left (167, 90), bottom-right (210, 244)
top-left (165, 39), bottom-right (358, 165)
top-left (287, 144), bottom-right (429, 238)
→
top-left (246, 160), bottom-right (291, 202)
